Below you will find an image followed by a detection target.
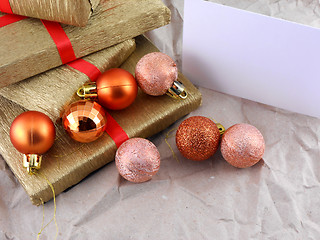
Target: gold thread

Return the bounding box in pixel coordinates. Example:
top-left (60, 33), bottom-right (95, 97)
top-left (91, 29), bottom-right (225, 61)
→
top-left (36, 198), bottom-right (45, 240)
top-left (36, 173), bottom-right (59, 240)
top-left (165, 128), bottom-right (179, 163)
top-left (208, 117), bottom-right (218, 124)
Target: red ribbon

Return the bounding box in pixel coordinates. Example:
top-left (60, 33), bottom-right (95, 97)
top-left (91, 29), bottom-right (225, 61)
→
top-left (0, 0), bottom-right (13, 14)
top-left (105, 112), bottom-right (129, 148)
top-left (0, 12), bottom-right (127, 147)
top-left (0, 17), bottom-right (76, 64)
top-left (41, 19), bottom-right (76, 64)
top-left (67, 58), bottom-right (128, 147)
top-left (67, 59), bottom-right (101, 82)
top-left (0, 14), bottom-right (26, 27)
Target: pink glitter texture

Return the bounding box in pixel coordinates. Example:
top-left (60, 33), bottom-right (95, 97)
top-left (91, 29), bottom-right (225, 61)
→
top-left (115, 138), bottom-right (161, 183)
top-left (135, 52), bottom-right (178, 96)
top-left (221, 123), bottom-right (265, 168)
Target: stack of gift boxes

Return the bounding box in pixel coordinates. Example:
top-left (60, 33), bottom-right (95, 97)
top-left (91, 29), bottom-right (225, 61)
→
top-left (0, 0), bottom-right (202, 205)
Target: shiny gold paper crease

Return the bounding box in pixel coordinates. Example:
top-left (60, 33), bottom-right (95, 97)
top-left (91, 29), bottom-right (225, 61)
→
top-left (0, 39), bottom-right (136, 120)
top-left (0, 0), bottom-right (171, 87)
top-left (0, 36), bottom-right (202, 205)
top-left (4, 0), bottom-right (100, 27)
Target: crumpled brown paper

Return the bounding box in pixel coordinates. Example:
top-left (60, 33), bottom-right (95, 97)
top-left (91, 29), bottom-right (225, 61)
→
top-left (1, 0), bottom-right (320, 239)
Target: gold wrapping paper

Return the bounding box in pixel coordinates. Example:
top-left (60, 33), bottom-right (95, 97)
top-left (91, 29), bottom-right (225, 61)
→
top-left (0, 39), bottom-right (136, 120)
top-left (0, 0), bottom-right (170, 88)
top-left (1, 0), bottom-right (100, 27)
top-left (0, 36), bottom-right (202, 205)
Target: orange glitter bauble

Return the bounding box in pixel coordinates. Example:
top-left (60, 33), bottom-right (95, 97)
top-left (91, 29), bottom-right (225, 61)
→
top-left (96, 68), bottom-right (138, 110)
top-left (62, 100), bottom-right (107, 143)
top-left (176, 116), bottom-right (221, 161)
top-left (10, 111), bottom-right (56, 154)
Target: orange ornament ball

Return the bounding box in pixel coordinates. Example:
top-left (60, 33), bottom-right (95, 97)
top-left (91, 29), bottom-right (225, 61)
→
top-left (96, 68), bottom-right (138, 110)
top-left (62, 100), bottom-right (107, 143)
top-left (176, 116), bottom-right (220, 161)
top-left (10, 111), bottom-right (56, 155)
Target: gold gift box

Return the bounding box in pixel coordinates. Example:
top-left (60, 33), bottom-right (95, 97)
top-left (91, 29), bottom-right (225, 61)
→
top-left (0, 36), bottom-right (202, 205)
top-left (0, 0), bottom-right (100, 27)
top-left (0, 39), bottom-right (136, 120)
top-left (0, 0), bottom-right (170, 87)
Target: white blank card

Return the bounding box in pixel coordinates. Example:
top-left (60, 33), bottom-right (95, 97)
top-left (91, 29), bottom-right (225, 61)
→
top-left (182, 0), bottom-right (320, 118)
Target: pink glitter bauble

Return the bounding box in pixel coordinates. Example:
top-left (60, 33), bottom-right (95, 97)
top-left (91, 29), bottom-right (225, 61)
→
top-left (135, 52), bottom-right (178, 96)
top-left (115, 138), bottom-right (161, 183)
top-left (221, 123), bottom-right (265, 168)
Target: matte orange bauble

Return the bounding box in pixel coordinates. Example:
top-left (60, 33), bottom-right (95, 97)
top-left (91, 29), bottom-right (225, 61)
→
top-left (77, 68), bottom-right (138, 110)
top-left (62, 100), bottom-right (107, 143)
top-left (10, 111), bottom-right (56, 154)
top-left (10, 111), bottom-right (56, 174)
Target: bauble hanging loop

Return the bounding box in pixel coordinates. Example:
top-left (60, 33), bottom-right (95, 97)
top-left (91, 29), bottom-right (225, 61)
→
top-left (135, 52), bottom-right (188, 99)
top-left (216, 123), bottom-right (226, 135)
top-left (77, 68), bottom-right (138, 110)
top-left (166, 80), bottom-right (188, 100)
top-left (77, 82), bottom-right (97, 98)
top-left (10, 111), bottom-right (56, 174)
